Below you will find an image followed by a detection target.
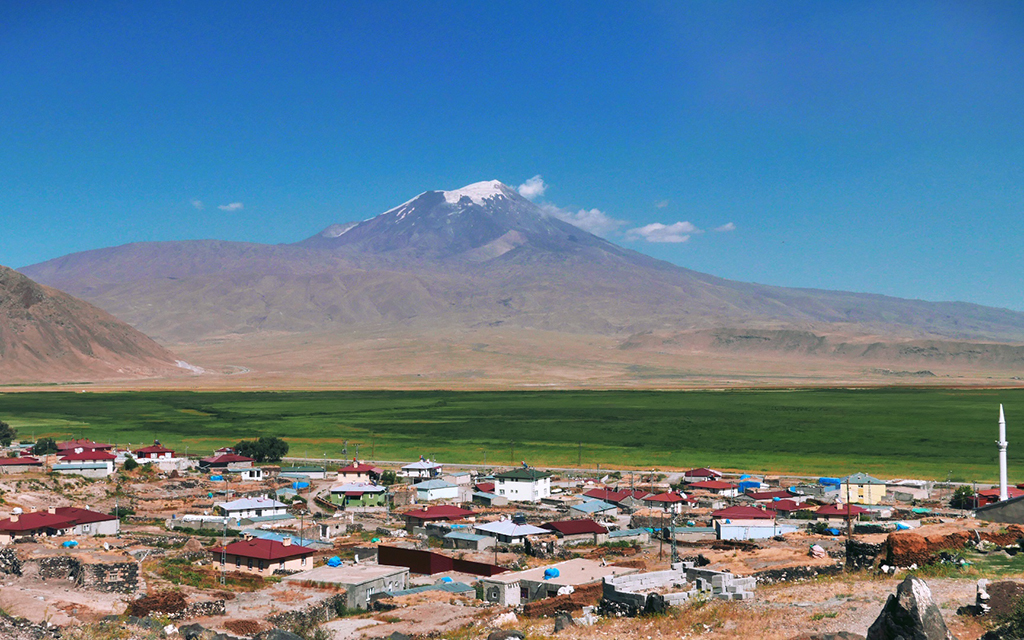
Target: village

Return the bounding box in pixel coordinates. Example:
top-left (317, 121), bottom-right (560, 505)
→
top-left (2, 432), bottom-right (1024, 640)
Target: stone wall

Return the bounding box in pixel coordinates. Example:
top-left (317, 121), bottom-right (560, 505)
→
top-left (751, 563), bottom-right (843, 585)
top-left (267, 593), bottom-right (347, 629)
top-left (0, 547), bottom-right (22, 576)
top-left (33, 556), bottom-right (139, 593)
top-left (80, 561), bottom-right (139, 594)
top-left (846, 539), bottom-right (885, 570)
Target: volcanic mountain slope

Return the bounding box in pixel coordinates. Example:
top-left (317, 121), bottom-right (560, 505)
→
top-left (20, 180), bottom-right (1024, 348)
top-left (0, 266), bottom-right (186, 383)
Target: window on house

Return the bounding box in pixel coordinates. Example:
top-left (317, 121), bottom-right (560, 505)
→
top-left (247, 558), bottom-right (253, 569)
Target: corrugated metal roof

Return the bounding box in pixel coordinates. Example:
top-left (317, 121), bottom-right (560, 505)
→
top-left (444, 532), bottom-right (489, 541)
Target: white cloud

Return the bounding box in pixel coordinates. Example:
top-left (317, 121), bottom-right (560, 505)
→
top-left (517, 175), bottom-right (548, 200)
top-left (714, 222), bottom-right (736, 232)
top-left (541, 203), bottom-right (627, 237)
top-left (654, 199), bottom-right (669, 209)
top-left (190, 199), bottom-right (204, 210)
top-left (218, 202), bottom-right (244, 211)
top-left (626, 221), bottom-right (700, 243)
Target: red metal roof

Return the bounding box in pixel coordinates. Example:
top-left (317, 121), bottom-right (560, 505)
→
top-left (711, 506), bottom-right (775, 520)
top-left (746, 490), bottom-right (793, 501)
top-left (134, 445), bottom-right (174, 454)
top-left (689, 480), bottom-right (737, 490)
top-left (57, 439), bottom-right (112, 451)
top-left (979, 487), bottom-right (1024, 498)
top-left (338, 462), bottom-right (382, 474)
top-left (541, 519), bottom-right (609, 535)
top-left (475, 482), bottom-right (496, 494)
top-left (58, 450), bottom-right (116, 461)
top-left (644, 492), bottom-right (686, 503)
top-left (0, 457), bottom-right (42, 466)
top-left (683, 468), bottom-right (722, 478)
top-left (767, 499), bottom-right (812, 512)
top-left (209, 538), bottom-right (314, 561)
top-left (815, 504), bottom-right (869, 516)
top-left (0, 507), bottom-right (116, 533)
top-left (402, 505), bottom-right (475, 521)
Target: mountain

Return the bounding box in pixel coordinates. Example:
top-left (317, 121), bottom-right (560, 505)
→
top-left (17, 181), bottom-right (1024, 385)
top-left (0, 266), bottom-right (187, 383)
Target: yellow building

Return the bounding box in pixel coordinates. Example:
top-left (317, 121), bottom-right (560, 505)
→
top-left (839, 472), bottom-right (886, 505)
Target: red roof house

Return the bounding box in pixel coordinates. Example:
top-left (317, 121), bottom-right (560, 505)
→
top-left (766, 499), bottom-right (813, 514)
top-left (475, 482), bottom-right (496, 494)
top-left (978, 487), bottom-right (1024, 506)
top-left (0, 506), bottom-right (119, 540)
top-left (402, 505), bottom-right (475, 528)
top-left (133, 443), bottom-right (175, 459)
top-left (711, 506), bottom-right (776, 520)
top-left (200, 453), bottom-right (254, 469)
top-left (0, 456), bottom-right (42, 468)
top-left (57, 439), bottom-right (113, 452)
top-left (689, 480), bottom-right (739, 496)
top-left (746, 489), bottom-right (794, 502)
top-left (209, 537), bottom-right (315, 574)
top-left (682, 467), bottom-right (722, 481)
top-left (58, 450), bottom-right (117, 462)
top-left (337, 460), bottom-right (383, 480)
top-left (815, 504), bottom-right (869, 520)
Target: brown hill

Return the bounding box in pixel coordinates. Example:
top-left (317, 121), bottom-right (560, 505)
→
top-left (0, 266), bottom-right (187, 383)
top-left (16, 180), bottom-right (1024, 386)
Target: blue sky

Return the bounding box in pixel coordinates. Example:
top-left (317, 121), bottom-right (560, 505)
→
top-left (2, 2), bottom-right (1023, 309)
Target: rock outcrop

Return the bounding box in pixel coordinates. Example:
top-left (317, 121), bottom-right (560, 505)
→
top-left (866, 577), bottom-right (955, 640)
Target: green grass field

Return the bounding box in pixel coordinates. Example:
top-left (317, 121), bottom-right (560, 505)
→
top-left (0, 388), bottom-right (1020, 481)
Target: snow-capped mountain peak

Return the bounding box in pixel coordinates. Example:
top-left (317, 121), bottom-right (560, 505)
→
top-left (442, 180), bottom-right (513, 206)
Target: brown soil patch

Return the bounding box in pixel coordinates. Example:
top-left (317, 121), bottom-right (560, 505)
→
top-left (224, 619), bottom-right (263, 635)
top-left (126, 590), bottom-right (188, 617)
top-left (521, 582), bottom-right (603, 617)
top-left (887, 524), bottom-right (1024, 566)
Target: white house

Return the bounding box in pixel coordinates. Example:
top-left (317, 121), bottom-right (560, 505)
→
top-left (400, 458), bottom-right (443, 480)
top-left (0, 507), bottom-right (120, 544)
top-left (215, 496), bottom-right (289, 519)
top-left (710, 506), bottom-right (797, 540)
top-left (493, 468), bottom-right (551, 502)
top-left (53, 450), bottom-right (117, 478)
top-left (414, 479), bottom-right (459, 502)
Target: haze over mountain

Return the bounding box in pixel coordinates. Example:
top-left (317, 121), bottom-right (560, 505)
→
top-left (0, 266), bottom-right (187, 383)
top-left (17, 180), bottom-right (1024, 387)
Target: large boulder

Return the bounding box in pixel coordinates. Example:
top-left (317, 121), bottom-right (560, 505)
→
top-left (866, 577), bottom-right (956, 640)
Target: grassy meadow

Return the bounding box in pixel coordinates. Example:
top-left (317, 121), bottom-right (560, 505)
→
top-left (0, 388), bottom-right (1021, 481)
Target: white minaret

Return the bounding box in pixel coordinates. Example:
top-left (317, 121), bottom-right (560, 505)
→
top-left (999, 404), bottom-right (1009, 501)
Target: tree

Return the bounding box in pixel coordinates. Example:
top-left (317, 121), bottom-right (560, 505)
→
top-left (234, 436), bottom-right (289, 463)
top-left (32, 437), bottom-right (58, 455)
top-left (380, 470), bottom-right (398, 486)
top-left (122, 455), bottom-right (139, 472)
top-left (951, 485), bottom-right (976, 509)
top-left (0, 421), bottom-right (15, 447)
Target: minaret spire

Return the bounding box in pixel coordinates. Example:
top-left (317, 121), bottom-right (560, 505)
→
top-left (999, 404), bottom-right (1009, 502)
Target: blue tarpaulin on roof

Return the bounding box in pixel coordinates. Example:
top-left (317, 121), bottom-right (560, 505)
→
top-left (292, 481), bottom-right (310, 489)
top-left (327, 556), bottom-right (342, 567)
top-left (819, 477), bottom-right (841, 487)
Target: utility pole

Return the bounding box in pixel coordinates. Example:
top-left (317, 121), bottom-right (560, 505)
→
top-left (371, 433), bottom-right (375, 460)
top-left (221, 517), bottom-right (227, 586)
top-left (845, 479), bottom-right (853, 541)
top-left (510, 441), bottom-right (514, 465)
